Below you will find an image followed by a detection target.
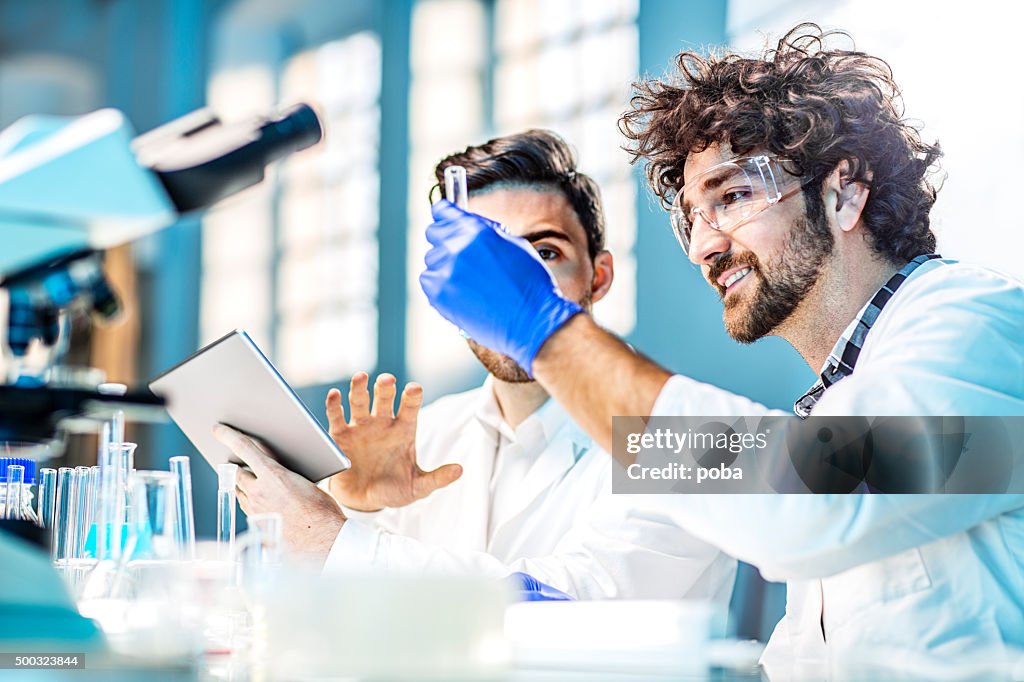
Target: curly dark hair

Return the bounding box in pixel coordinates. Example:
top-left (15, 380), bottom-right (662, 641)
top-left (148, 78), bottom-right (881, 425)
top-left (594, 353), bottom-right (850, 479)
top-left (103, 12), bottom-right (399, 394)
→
top-left (432, 129), bottom-right (605, 259)
top-left (619, 23), bottom-right (941, 262)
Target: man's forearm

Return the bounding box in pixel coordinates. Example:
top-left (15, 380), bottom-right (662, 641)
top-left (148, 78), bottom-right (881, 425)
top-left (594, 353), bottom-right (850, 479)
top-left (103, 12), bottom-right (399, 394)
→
top-left (531, 314), bottom-right (672, 452)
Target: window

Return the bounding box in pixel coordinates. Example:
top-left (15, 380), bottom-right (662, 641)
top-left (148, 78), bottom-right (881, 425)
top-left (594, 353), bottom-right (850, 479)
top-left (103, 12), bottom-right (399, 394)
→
top-left (202, 32), bottom-right (382, 387)
top-left (405, 0), bottom-right (488, 390)
top-left (494, 0), bottom-right (639, 335)
top-left (405, 0), bottom-right (639, 390)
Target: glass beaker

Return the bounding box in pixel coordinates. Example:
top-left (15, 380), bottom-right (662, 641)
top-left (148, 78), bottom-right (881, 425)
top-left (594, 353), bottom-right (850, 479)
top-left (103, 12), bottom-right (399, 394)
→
top-left (240, 512), bottom-right (283, 567)
top-left (129, 470), bottom-right (180, 562)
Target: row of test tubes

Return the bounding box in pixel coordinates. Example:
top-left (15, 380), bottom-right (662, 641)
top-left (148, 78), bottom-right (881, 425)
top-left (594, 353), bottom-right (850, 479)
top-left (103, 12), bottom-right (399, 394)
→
top-left (1, 415), bottom-right (281, 579)
top-left (22, 416), bottom-right (198, 565)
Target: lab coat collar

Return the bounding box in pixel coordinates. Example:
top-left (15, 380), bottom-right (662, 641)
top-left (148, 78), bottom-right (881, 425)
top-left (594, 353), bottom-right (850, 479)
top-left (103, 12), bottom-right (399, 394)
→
top-left (818, 255), bottom-right (946, 378)
top-left (795, 255), bottom-right (948, 417)
top-left (474, 375), bottom-right (592, 461)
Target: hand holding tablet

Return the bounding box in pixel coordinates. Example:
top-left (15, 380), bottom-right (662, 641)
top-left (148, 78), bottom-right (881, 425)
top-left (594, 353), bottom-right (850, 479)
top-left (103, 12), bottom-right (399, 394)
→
top-left (150, 330), bottom-right (351, 482)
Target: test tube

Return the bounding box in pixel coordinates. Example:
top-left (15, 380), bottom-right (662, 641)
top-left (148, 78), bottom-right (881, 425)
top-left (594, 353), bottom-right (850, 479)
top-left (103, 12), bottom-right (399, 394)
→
top-left (111, 407), bottom-right (126, 446)
top-left (444, 164), bottom-right (472, 340)
top-left (169, 456), bottom-right (196, 559)
top-left (217, 463), bottom-right (238, 557)
top-left (53, 467), bottom-right (76, 560)
top-left (444, 165), bottom-right (469, 210)
top-left (71, 466), bottom-right (92, 558)
top-left (4, 464), bottom-right (25, 520)
top-left (97, 439), bottom-right (135, 561)
top-left (96, 423), bottom-right (115, 560)
top-left (37, 468), bottom-right (57, 529)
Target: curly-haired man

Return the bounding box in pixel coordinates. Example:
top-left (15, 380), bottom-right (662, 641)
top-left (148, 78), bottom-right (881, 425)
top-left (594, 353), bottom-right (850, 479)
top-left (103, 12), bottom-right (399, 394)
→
top-left (420, 24), bottom-right (1024, 675)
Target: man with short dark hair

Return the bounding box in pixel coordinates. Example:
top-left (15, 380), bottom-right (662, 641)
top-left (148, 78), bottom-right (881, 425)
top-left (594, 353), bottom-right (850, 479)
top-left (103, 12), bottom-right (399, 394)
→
top-left (216, 129), bottom-right (735, 603)
top-left (418, 25), bottom-right (1024, 673)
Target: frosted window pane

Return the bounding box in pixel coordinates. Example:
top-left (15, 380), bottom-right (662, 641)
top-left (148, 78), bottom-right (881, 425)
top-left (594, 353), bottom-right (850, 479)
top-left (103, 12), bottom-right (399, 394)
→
top-left (538, 0), bottom-right (582, 41)
top-left (411, 0), bottom-right (486, 74)
top-left (410, 77), bottom-right (483, 140)
top-left (495, 0), bottom-right (541, 53)
top-left (204, 30), bottom-right (382, 386)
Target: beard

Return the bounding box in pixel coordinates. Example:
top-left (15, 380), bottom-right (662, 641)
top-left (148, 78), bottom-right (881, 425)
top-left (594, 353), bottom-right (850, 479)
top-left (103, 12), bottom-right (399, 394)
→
top-left (467, 290), bottom-right (593, 383)
top-left (709, 201), bottom-right (834, 344)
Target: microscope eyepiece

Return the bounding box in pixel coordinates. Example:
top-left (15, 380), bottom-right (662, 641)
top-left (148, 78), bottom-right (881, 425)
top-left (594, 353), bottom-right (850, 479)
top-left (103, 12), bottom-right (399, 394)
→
top-left (258, 103), bottom-right (323, 161)
top-left (139, 102), bottom-right (324, 213)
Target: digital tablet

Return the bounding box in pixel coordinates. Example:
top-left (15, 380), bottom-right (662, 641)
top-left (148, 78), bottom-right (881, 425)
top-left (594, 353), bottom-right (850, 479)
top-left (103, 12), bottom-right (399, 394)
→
top-left (149, 329), bottom-right (350, 482)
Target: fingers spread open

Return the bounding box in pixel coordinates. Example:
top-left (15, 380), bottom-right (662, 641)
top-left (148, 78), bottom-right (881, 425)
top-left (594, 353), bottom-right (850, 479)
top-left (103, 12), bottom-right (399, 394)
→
top-left (348, 371), bottom-right (370, 421)
top-left (371, 373), bottom-right (397, 418)
top-left (326, 388), bottom-right (347, 436)
top-left (397, 382), bottom-right (424, 423)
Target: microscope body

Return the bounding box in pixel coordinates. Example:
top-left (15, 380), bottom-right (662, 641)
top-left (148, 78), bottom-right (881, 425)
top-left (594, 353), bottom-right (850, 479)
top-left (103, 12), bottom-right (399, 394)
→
top-left (0, 103), bottom-right (321, 458)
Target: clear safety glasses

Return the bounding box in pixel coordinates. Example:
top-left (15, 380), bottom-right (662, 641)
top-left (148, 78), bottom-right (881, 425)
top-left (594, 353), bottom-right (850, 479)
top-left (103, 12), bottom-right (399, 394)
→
top-left (669, 155), bottom-right (811, 256)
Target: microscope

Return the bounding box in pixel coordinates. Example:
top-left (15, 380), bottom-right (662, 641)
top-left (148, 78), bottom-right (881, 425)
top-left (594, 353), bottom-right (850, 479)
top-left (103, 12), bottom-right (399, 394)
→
top-left (0, 101), bottom-right (322, 650)
top-left (0, 102), bottom-right (322, 457)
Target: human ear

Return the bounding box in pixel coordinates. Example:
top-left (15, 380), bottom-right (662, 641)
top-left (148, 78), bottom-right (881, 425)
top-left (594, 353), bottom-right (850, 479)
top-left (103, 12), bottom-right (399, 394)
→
top-left (590, 250), bottom-right (614, 304)
top-left (831, 160), bottom-right (872, 233)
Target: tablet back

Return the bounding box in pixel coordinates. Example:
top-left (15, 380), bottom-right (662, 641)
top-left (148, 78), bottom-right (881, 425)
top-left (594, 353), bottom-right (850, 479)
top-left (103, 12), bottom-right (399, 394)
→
top-left (149, 330), bottom-right (350, 482)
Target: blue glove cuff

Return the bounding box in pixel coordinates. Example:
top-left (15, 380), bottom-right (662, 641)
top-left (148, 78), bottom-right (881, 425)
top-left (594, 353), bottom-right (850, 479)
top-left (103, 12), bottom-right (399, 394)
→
top-left (515, 296), bottom-right (583, 378)
top-left (508, 572), bottom-right (574, 602)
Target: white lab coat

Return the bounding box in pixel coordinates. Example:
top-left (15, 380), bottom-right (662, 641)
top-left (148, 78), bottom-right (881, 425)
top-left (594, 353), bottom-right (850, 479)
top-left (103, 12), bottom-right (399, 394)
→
top-left (648, 260), bottom-right (1024, 677)
top-left (324, 379), bottom-right (736, 603)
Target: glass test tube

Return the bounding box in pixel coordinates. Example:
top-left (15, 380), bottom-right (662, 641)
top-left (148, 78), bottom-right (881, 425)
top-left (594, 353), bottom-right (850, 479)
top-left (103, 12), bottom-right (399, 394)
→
top-left (169, 456), bottom-right (196, 559)
top-left (444, 165), bottom-right (472, 340)
top-left (71, 466), bottom-right (93, 558)
top-left (37, 468), bottom-right (57, 529)
top-left (117, 440), bottom-right (137, 520)
top-left (111, 408), bottom-right (125, 445)
top-left (96, 423), bottom-right (115, 560)
top-left (217, 463), bottom-right (238, 557)
top-left (86, 466), bottom-right (100, 555)
top-left (4, 464), bottom-right (25, 520)
top-left (53, 467), bottom-right (76, 560)
top-left (97, 440), bottom-right (136, 561)
top-left (444, 165), bottom-right (469, 210)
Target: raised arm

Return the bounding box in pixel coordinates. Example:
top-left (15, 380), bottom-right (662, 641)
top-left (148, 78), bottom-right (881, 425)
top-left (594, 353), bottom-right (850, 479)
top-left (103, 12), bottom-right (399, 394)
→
top-left (419, 200), bottom-right (673, 453)
top-left (531, 315), bottom-right (670, 452)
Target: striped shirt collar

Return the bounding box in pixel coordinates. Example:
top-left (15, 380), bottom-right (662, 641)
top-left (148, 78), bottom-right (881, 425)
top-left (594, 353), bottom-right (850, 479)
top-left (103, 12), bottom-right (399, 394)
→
top-left (793, 254), bottom-right (943, 417)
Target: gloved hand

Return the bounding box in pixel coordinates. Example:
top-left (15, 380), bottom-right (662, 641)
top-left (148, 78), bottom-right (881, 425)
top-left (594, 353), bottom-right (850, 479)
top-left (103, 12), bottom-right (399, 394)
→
top-left (419, 200), bottom-right (582, 376)
top-left (508, 572), bottom-right (574, 602)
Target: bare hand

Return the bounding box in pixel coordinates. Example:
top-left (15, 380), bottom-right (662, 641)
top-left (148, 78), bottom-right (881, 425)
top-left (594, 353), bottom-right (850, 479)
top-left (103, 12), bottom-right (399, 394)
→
top-left (324, 372), bottom-right (462, 512)
top-left (213, 424), bottom-right (346, 566)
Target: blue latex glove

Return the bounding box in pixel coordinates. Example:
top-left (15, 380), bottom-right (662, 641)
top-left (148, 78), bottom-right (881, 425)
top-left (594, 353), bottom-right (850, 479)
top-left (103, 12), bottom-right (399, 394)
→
top-left (419, 200), bottom-right (582, 376)
top-left (508, 572), bottom-right (574, 602)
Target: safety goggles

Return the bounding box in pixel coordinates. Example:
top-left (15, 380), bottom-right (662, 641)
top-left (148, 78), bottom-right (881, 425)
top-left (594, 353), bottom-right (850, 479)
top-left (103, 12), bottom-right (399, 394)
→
top-left (669, 155), bottom-right (812, 256)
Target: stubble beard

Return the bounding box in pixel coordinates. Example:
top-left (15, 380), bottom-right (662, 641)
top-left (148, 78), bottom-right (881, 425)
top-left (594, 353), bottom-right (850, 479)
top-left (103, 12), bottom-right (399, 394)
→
top-left (468, 290), bottom-right (594, 383)
top-left (714, 208), bottom-right (834, 344)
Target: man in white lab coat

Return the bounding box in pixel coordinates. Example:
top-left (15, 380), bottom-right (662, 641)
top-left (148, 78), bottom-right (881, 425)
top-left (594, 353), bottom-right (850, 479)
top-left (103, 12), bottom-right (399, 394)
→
top-left (417, 24), bottom-right (1024, 677)
top-left (215, 130), bottom-right (735, 604)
